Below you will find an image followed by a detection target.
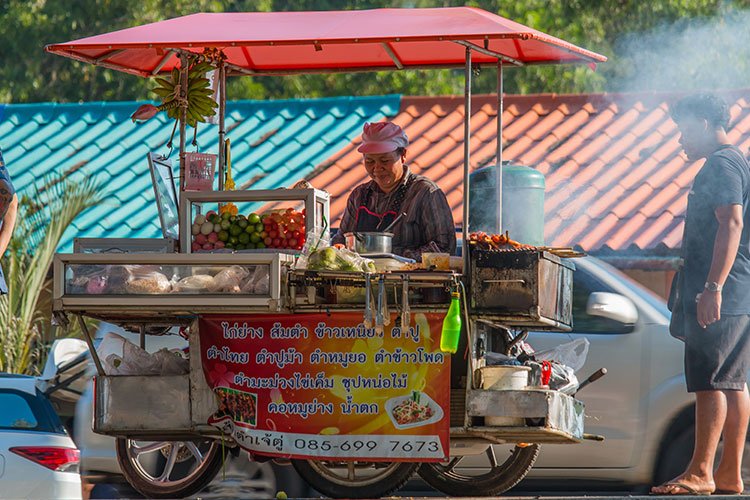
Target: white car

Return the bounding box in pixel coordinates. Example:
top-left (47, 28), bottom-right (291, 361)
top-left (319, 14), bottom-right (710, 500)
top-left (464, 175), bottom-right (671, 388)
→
top-left (0, 373), bottom-right (82, 500)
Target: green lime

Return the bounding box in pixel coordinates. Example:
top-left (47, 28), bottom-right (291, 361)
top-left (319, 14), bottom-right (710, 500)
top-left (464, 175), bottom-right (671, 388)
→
top-left (248, 213), bottom-right (261, 224)
top-left (229, 215), bottom-right (237, 223)
top-left (235, 243), bottom-right (246, 250)
top-left (255, 242), bottom-right (266, 249)
top-left (238, 219), bottom-right (249, 229)
top-left (239, 232), bottom-right (251, 244)
top-left (250, 233), bottom-right (261, 243)
top-left (218, 230), bottom-right (229, 242)
top-left (229, 235), bottom-right (239, 245)
top-left (220, 220), bottom-right (231, 230)
top-left (229, 225), bottom-right (243, 236)
top-left (246, 242), bottom-right (257, 249)
top-left (221, 211), bottom-right (232, 220)
top-left (225, 242), bottom-right (235, 249)
top-left (255, 223), bottom-right (264, 233)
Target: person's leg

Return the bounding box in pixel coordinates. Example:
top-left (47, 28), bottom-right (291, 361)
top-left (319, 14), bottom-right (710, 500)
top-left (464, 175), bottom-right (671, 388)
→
top-left (652, 389), bottom-right (726, 494)
top-left (714, 384), bottom-right (750, 493)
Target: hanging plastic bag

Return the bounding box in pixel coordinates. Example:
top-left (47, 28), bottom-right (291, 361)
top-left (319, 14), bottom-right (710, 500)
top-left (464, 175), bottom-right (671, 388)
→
top-left (533, 338), bottom-right (590, 373)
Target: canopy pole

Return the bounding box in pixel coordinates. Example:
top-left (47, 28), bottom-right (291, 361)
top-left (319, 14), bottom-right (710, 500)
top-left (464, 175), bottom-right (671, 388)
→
top-left (496, 60), bottom-right (504, 235)
top-left (462, 46), bottom-right (472, 287)
top-left (218, 62), bottom-right (226, 191)
top-left (178, 53), bottom-right (188, 251)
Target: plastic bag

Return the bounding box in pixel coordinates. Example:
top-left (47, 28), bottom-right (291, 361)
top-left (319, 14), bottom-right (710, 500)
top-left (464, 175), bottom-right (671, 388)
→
top-left (534, 338), bottom-right (590, 373)
top-left (295, 226), bottom-right (329, 270)
top-left (106, 265), bottom-right (171, 294)
top-left (240, 266), bottom-right (270, 295)
top-left (174, 274), bottom-right (216, 292)
top-left (98, 332), bottom-right (188, 376)
top-left (212, 266), bottom-right (250, 292)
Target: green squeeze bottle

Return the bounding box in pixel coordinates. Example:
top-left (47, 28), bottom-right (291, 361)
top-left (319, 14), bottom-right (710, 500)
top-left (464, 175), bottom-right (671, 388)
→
top-left (440, 291), bottom-right (462, 353)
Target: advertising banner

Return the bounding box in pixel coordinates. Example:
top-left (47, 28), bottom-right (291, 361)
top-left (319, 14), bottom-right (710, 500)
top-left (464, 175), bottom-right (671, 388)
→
top-left (199, 312), bottom-right (450, 461)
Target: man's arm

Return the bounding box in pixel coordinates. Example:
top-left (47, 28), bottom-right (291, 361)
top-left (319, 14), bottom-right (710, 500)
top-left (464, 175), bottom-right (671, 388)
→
top-left (0, 187), bottom-right (18, 256)
top-left (696, 204), bottom-right (743, 328)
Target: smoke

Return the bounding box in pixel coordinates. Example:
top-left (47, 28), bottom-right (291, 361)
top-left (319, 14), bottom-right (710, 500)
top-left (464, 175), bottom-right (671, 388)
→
top-left (611, 8), bottom-right (750, 92)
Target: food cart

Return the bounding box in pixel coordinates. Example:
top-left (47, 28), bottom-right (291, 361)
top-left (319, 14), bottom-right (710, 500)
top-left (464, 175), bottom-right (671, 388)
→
top-left (46, 7), bottom-right (607, 499)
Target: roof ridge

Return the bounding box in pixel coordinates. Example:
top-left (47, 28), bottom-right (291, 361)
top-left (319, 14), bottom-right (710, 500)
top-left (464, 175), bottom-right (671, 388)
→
top-left (3, 94), bottom-right (403, 109)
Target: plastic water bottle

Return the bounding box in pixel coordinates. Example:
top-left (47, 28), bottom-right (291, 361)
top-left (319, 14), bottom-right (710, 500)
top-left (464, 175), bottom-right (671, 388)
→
top-left (440, 292), bottom-right (462, 353)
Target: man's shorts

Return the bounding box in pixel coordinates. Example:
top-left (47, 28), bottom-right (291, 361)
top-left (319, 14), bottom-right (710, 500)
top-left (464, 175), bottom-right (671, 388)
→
top-left (684, 312), bottom-right (750, 392)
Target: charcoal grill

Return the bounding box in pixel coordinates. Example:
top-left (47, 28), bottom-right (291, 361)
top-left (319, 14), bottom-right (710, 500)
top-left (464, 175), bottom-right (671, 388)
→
top-left (468, 247), bottom-right (574, 331)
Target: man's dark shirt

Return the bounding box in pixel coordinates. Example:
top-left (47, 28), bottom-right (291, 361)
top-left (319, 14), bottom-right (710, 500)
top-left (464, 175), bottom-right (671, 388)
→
top-left (683, 145), bottom-right (750, 314)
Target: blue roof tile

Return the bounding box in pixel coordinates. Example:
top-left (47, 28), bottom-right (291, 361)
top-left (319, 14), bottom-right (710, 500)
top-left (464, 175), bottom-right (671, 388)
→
top-left (0, 95), bottom-right (401, 251)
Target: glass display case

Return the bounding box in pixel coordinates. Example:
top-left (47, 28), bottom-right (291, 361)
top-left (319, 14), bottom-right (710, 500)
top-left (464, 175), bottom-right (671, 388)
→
top-left (180, 188), bottom-right (329, 254)
top-left (53, 253), bottom-right (294, 319)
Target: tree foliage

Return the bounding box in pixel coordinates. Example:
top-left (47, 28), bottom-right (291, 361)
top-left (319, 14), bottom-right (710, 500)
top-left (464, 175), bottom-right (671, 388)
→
top-left (1, 0), bottom-right (749, 103)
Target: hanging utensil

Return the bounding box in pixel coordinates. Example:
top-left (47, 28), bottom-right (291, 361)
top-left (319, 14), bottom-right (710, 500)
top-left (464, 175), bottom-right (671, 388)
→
top-left (375, 276), bottom-right (385, 334)
top-left (383, 280), bottom-right (391, 326)
top-left (401, 275), bottom-right (410, 330)
top-left (381, 212), bottom-right (407, 233)
top-left (364, 273), bottom-right (373, 328)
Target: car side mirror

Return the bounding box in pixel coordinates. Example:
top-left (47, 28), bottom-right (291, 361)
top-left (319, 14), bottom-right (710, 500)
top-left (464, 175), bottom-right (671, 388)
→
top-left (586, 292), bottom-right (639, 326)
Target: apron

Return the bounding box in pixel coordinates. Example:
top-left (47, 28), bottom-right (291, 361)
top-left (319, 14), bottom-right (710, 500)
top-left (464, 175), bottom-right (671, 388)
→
top-left (355, 174), bottom-right (415, 232)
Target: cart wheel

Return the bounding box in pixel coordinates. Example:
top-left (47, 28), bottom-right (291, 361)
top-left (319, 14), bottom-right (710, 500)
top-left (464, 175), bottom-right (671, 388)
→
top-left (417, 444), bottom-right (540, 497)
top-left (116, 437), bottom-right (226, 499)
top-left (291, 459), bottom-right (418, 499)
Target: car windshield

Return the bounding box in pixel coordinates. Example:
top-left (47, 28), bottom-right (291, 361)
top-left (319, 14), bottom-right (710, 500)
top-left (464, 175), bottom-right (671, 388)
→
top-left (0, 389), bottom-right (65, 433)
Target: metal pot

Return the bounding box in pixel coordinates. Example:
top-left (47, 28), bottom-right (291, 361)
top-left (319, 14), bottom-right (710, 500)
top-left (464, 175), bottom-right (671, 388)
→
top-left (344, 232), bottom-right (393, 254)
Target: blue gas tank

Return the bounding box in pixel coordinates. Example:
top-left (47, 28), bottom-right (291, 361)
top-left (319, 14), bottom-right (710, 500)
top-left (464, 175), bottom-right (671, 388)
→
top-left (468, 162), bottom-right (545, 246)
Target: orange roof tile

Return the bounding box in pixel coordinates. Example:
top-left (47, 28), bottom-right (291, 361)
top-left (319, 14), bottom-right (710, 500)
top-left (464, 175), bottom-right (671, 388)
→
top-left (305, 90), bottom-right (750, 254)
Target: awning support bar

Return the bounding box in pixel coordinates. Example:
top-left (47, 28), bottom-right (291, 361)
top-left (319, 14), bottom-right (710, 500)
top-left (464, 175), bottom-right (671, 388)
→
top-left (454, 40), bottom-right (524, 67)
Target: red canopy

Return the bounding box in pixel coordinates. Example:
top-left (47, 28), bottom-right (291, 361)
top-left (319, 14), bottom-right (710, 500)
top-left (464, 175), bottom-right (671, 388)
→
top-left (45, 7), bottom-right (606, 77)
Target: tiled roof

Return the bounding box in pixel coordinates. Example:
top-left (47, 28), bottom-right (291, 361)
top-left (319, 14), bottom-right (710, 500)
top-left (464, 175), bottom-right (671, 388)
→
top-left (0, 96), bottom-right (399, 252)
top-left (309, 90), bottom-right (750, 254)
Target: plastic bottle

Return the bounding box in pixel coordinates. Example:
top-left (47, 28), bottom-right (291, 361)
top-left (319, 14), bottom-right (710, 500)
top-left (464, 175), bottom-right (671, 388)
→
top-left (440, 292), bottom-right (462, 353)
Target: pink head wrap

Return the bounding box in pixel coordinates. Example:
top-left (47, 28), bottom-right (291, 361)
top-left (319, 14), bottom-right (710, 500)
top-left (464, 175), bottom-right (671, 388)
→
top-left (357, 122), bottom-right (409, 154)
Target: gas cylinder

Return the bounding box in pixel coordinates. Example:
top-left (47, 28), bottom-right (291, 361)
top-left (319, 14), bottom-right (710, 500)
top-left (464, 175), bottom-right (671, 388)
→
top-left (468, 162), bottom-right (545, 246)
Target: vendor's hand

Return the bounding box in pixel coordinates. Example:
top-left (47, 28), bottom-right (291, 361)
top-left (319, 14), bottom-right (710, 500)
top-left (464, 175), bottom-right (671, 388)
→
top-left (696, 290), bottom-right (721, 329)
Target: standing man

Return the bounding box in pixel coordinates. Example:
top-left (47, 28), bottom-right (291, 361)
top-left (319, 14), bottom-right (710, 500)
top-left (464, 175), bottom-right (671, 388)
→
top-left (652, 94), bottom-right (750, 496)
top-left (0, 148), bottom-right (18, 295)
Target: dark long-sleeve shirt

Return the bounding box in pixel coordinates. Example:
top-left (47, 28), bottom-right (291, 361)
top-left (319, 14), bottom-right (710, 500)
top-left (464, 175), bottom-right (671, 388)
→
top-left (332, 168), bottom-right (457, 259)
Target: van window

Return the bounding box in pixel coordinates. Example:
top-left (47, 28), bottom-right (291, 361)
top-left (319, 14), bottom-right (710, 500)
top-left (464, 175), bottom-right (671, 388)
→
top-left (572, 268), bottom-right (635, 334)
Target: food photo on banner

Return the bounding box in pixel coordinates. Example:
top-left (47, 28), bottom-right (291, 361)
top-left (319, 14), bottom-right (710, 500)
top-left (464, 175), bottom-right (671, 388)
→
top-left (199, 313), bottom-right (450, 461)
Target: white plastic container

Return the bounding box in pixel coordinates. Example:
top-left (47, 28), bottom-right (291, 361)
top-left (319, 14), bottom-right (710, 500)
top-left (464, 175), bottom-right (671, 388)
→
top-left (480, 365), bottom-right (530, 426)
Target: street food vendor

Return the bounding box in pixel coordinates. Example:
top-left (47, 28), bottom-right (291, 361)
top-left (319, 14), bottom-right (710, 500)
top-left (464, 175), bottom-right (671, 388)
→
top-left (332, 122), bottom-right (457, 259)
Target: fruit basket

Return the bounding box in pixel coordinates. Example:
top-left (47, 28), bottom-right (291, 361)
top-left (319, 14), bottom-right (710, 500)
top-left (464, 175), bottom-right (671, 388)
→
top-left (180, 188), bottom-right (329, 253)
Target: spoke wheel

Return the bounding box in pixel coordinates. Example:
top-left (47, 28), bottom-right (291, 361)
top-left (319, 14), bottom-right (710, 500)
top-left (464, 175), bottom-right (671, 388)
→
top-left (116, 437), bottom-right (226, 499)
top-left (417, 444), bottom-right (540, 497)
top-left (291, 459), bottom-right (418, 499)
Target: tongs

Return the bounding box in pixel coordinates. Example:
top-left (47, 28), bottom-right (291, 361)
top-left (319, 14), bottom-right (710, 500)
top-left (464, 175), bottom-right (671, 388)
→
top-left (401, 275), bottom-right (410, 329)
top-left (375, 276), bottom-right (386, 334)
top-left (364, 273), bottom-right (373, 328)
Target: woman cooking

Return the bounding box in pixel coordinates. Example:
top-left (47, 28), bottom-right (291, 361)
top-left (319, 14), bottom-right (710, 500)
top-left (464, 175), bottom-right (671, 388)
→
top-left (332, 122), bottom-right (456, 259)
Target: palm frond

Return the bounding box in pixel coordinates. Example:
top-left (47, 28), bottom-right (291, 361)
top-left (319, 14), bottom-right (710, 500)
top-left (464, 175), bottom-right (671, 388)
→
top-left (0, 173), bottom-right (103, 374)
